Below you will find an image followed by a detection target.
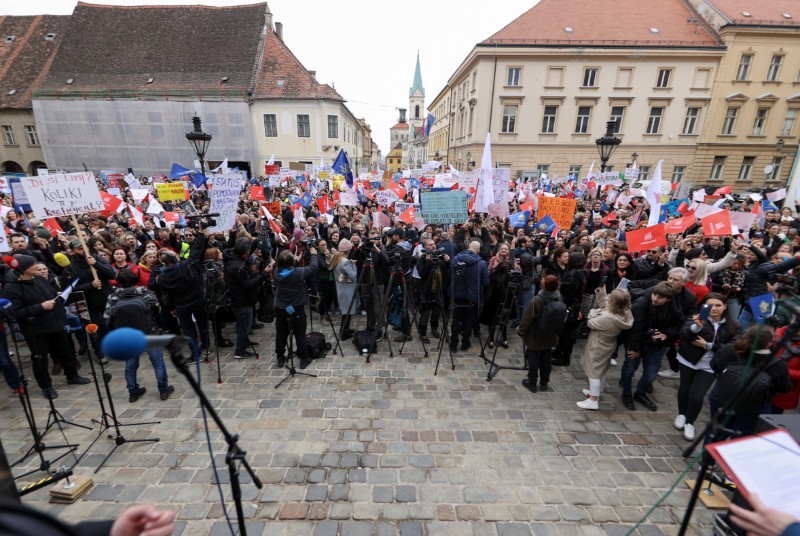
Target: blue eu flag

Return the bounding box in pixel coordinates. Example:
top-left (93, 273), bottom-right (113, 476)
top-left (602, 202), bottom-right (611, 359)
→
top-left (332, 149), bottom-right (353, 189)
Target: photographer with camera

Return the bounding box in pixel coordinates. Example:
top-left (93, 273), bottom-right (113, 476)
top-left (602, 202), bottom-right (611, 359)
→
top-left (223, 236), bottom-right (268, 359)
top-left (272, 247), bottom-right (319, 369)
top-left (387, 228), bottom-right (415, 342)
top-left (415, 239), bottom-right (449, 343)
top-left (350, 228), bottom-right (389, 337)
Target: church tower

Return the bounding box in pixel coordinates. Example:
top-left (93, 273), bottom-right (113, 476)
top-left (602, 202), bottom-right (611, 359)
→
top-left (408, 52), bottom-right (425, 136)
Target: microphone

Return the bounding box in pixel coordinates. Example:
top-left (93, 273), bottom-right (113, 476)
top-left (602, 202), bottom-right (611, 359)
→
top-left (54, 252), bottom-right (71, 267)
top-left (86, 323), bottom-right (98, 334)
top-left (100, 327), bottom-right (185, 361)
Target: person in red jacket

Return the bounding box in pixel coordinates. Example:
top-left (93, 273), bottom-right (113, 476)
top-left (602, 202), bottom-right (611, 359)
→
top-left (771, 325), bottom-right (800, 414)
top-left (135, 251), bottom-right (159, 288)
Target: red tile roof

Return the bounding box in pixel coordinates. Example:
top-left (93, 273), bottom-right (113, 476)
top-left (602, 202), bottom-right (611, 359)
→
top-left (253, 27), bottom-right (342, 101)
top-left (390, 122), bottom-right (409, 130)
top-left (37, 2), bottom-right (266, 99)
top-left (706, 0), bottom-right (800, 27)
top-left (0, 15), bottom-right (70, 108)
top-left (482, 0), bottom-right (722, 48)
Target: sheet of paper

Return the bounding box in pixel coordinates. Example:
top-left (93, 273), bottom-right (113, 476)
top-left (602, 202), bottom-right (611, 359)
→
top-left (707, 429), bottom-right (800, 516)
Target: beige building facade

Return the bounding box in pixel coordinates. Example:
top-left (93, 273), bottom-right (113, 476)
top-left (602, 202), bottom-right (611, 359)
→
top-left (0, 110), bottom-right (47, 175)
top-left (426, 86), bottom-right (451, 166)
top-left (689, 0), bottom-right (800, 188)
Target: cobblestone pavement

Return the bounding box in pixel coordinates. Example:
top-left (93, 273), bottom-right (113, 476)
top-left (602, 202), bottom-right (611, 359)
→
top-left (2, 315), bottom-right (718, 535)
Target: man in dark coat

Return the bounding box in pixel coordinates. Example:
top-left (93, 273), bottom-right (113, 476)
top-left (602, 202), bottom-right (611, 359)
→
top-left (223, 237), bottom-right (267, 359)
top-left (449, 241), bottom-right (489, 352)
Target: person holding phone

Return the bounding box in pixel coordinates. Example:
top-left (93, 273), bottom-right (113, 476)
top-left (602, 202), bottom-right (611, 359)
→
top-left (673, 293), bottom-right (741, 441)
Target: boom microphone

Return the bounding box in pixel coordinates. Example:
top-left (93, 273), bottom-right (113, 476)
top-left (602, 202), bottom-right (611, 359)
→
top-left (100, 327), bottom-right (186, 361)
top-left (53, 252), bottom-right (71, 267)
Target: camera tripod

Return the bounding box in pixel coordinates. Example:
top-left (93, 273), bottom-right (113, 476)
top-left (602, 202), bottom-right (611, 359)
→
top-left (275, 310), bottom-right (318, 389)
top-left (306, 283), bottom-right (343, 358)
top-left (340, 249), bottom-right (386, 363)
top-left (480, 275), bottom-right (525, 381)
top-left (398, 253), bottom-right (446, 359)
top-left (201, 260), bottom-right (227, 383)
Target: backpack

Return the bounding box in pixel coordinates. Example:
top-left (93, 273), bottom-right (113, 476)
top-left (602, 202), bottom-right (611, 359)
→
top-left (113, 290), bottom-right (155, 333)
top-left (715, 358), bottom-right (779, 417)
top-left (536, 297), bottom-right (568, 334)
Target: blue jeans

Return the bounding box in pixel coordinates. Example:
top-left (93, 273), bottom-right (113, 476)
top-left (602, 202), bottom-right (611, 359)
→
top-left (125, 348), bottom-right (168, 393)
top-left (620, 345), bottom-right (668, 395)
top-left (0, 327), bottom-right (21, 389)
top-left (175, 300), bottom-right (209, 359)
top-left (232, 304), bottom-right (254, 353)
top-left (517, 287), bottom-right (534, 322)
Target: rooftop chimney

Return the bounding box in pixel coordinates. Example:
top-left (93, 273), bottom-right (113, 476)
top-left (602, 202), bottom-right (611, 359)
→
top-left (275, 21), bottom-right (283, 40)
top-left (309, 70), bottom-right (316, 78)
top-left (265, 3), bottom-right (273, 29)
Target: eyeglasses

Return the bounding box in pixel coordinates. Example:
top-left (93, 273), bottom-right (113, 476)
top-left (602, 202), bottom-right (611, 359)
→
top-left (687, 265), bottom-right (697, 270)
top-left (648, 250), bottom-right (658, 254)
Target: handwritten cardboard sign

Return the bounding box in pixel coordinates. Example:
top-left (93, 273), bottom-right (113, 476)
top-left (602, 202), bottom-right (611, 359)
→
top-left (537, 196), bottom-right (577, 230)
top-left (155, 182), bottom-right (187, 201)
top-left (21, 172), bottom-right (102, 218)
top-left (263, 201), bottom-right (281, 217)
top-left (208, 174), bottom-right (241, 232)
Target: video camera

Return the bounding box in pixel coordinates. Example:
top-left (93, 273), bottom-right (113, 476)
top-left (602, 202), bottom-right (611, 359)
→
top-left (185, 213), bottom-right (219, 229)
top-left (423, 249), bottom-right (446, 261)
top-left (454, 261), bottom-right (466, 275)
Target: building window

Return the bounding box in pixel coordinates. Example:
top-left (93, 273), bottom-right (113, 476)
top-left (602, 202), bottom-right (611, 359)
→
top-left (782, 109), bottom-right (798, 136)
top-left (692, 68), bottom-right (711, 89)
top-left (646, 107), bottom-right (664, 134)
top-left (24, 125), bottom-right (39, 146)
top-left (767, 55), bottom-right (783, 81)
top-left (722, 107), bottom-right (738, 135)
top-left (683, 107), bottom-right (700, 134)
top-left (769, 156), bottom-right (784, 181)
top-left (568, 165), bottom-right (582, 179)
top-left (507, 67), bottom-right (521, 86)
top-left (736, 54), bottom-right (753, 81)
top-left (656, 68), bottom-right (672, 88)
top-left (542, 105), bottom-right (558, 133)
top-left (297, 114), bottom-right (310, 137)
top-left (502, 105), bottom-right (517, 133)
top-left (582, 68), bottom-right (598, 87)
top-left (752, 107), bottom-right (769, 135)
top-left (737, 156), bottom-right (755, 181)
top-left (710, 156), bottom-right (726, 180)
top-left (327, 115), bottom-right (338, 138)
top-left (415, 105), bottom-right (420, 119)
top-left (536, 164), bottom-right (550, 177)
top-left (2, 125), bottom-right (15, 145)
top-left (671, 166), bottom-right (686, 182)
top-left (610, 106), bottom-right (625, 133)
top-left (575, 106), bottom-right (592, 133)
top-left (263, 114), bottom-right (277, 137)
top-left (638, 165), bottom-right (652, 181)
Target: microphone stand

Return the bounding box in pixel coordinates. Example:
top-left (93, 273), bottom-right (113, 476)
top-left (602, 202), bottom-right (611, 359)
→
top-left (86, 329), bottom-right (159, 473)
top-left (166, 336), bottom-right (262, 536)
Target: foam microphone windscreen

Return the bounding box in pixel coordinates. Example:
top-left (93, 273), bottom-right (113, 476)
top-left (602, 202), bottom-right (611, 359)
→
top-left (85, 324), bottom-right (98, 334)
top-left (2, 256), bottom-right (16, 269)
top-left (53, 253), bottom-right (71, 268)
top-left (101, 327), bottom-right (147, 361)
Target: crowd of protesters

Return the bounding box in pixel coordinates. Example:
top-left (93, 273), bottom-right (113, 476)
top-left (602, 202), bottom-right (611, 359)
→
top-left (0, 170), bottom-right (797, 446)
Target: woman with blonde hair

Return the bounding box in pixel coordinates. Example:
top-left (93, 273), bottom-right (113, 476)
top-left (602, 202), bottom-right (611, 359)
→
top-left (577, 287), bottom-right (634, 410)
top-left (330, 238), bottom-right (358, 340)
top-left (685, 258), bottom-right (710, 303)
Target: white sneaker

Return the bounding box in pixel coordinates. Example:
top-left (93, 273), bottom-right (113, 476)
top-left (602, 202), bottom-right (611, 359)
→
top-left (674, 414), bottom-right (686, 430)
top-left (658, 370), bottom-right (680, 379)
top-left (683, 423), bottom-right (695, 441)
top-left (582, 389), bottom-right (600, 399)
top-left (577, 398), bottom-right (599, 410)
top-left (610, 358), bottom-right (618, 366)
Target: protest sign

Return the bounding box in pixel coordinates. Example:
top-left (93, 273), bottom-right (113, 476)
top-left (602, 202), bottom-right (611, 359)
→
top-left (374, 190), bottom-right (398, 206)
top-left (264, 164), bottom-right (280, 176)
top-left (729, 211), bottom-right (756, 232)
top-left (0, 177), bottom-right (9, 194)
top-left (474, 168), bottom-right (511, 216)
top-left (263, 201), bottom-right (281, 217)
top-left (208, 174), bottom-right (241, 232)
top-left (664, 215), bottom-right (695, 234)
top-left (625, 224), bottom-right (667, 253)
top-left (432, 173), bottom-right (458, 189)
top-left (0, 222), bottom-right (8, 252)
top-left (458, 171), bottom-right (479, 193)
top-left (130, 188), bottom-right (149, 202)
top-left (340, 192), bottom-right (359, 206)
top-left (395, 202), bottom-right (424, 228)
top-left (155, 182), bottom-right (186, 201)
top-left (21, 172), bottom-right (102, 219)
top-left (420, 190), bottom-right (468, 224)
top-left (268, 176), bottom-right (280, 188)
top-left (537, 196), bottom-right (577, 230)
top-left (181, 200), bottom-right (198, 216)
top-left (9, 178), bottom-right (31, 212)
top-left (701, 210), bottom-right (733, 237)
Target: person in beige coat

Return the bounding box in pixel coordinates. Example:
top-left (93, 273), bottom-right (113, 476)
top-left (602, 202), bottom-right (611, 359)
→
top-left (577, 287), bottom-right (633, 410)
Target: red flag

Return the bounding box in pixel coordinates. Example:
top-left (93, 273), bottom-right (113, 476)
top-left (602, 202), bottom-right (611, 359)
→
top-left (100, 191), bottom-right (123, 213)
top-left (677, 201), bottom-right (689, 214)
top-left (398, 205), bottom-right (415, 224)
top-left (671, 182), bottom-right (679, 191)
top-left (250, 186), bottom-right (266, 201)
top-left (450, 182), bottom-right (460, 191)
top-left (587, 181), bottom-right (596, 190)
top-left (333, 191), bottom-right (340, 203)
top-left (551, 224), bottom-right (559, 239)
top-left (625, 224), bottom-right (667, 253)
top-left (316, 197), bottom-right (328, 214)
top-left (163, 212), bottom-right (179, 225)
top-left (388, 182), bottom-right (407, 199)
top-left (752, 201), bottom-right (760, 214)
top-left (602, 211), bottom-right (616, 226)
top-left (43, 218), bottom-right (63, 234)
top-left (262, 207), bottom-right (283, 234)
top-left (701, 210), bottom-right (732, 237)
top-left (664, 216), bottom-right (695, 234)
top-left (519, 201), bottom-right (534, 212)
top-left (713, 185), bottom-right (732, 196)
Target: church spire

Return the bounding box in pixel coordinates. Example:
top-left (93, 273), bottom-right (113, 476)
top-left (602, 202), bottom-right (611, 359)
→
top-left (409, 52), bottom-right (424, 98)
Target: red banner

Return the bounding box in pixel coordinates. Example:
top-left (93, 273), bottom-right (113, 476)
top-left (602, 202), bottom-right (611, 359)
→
top-left (701, 210), bottom-right (733, 237)
top-left (625, 224), bottom-right (667, 253)
top-left (250, 186), bottom-right (266, 201)
top-left (664, 215), bottom-right (695, 234)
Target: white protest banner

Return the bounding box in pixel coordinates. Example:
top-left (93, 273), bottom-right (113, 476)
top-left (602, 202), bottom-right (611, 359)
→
top-left (130, 188), bottom-right (149, 202)
top-left (0, 177), bottom-right (9, 194)
top-left (475, 168), bottom-right (511, 218)
top-left (374, 190), bottom-right (398, 206)
top-left (458, 171), bottom-right (479, 192)
top-left (339, 192), bottom-right (359, 206)
top-left (432, 173), bottom-right (458, 189)
top-left (692, 202), bottom-right (724, 220)
top-left (766, 188), bottom-right (787, 202)
top-left (0, 222), bottom-right (8, 252)
top-left (208, 173), bottom-right (241, 232)
top-left (729, 210), bottom-right (757, 231)
top-left (395, 202), bottom-right (424, 228)
top-left (21, 172), bottom-right (102, 219)
top-left (624, 167), bottom-right (639, 183)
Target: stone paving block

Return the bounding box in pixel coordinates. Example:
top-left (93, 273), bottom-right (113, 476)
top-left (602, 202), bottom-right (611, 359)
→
top-left (373, 485), bottom-right (393, 503)
top-left (496, 523), bottom-right (533, 536)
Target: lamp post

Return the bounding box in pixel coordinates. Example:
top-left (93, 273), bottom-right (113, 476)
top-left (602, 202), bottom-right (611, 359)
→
top-left (185, 116), bottom-right (212, 178)
top-left (595, 120), bottom-right (621, 173)
top-left (631, 152), bottom-right (639, 166)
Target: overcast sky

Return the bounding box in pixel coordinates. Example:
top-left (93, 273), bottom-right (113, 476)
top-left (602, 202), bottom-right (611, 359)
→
top-left (0, 0), bottom-right (538, 156)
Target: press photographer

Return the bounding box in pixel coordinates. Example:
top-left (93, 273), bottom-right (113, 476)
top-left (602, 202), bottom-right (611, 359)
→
top-left (414, 239), bottom-right (449, 343)
top-left (352, 228), bottom-right (390, 336)
top-left (272, 247), bottom-right (319, 369)
top-left (223, 236), bottom-right (268, 359)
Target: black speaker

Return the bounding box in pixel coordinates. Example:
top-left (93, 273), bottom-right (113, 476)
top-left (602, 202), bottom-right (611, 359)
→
top-left (755, 413), bottom-right (800, 440)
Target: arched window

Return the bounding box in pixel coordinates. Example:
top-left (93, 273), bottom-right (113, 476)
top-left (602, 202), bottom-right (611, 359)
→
top-left (415, 105), bottom-right (420, 118)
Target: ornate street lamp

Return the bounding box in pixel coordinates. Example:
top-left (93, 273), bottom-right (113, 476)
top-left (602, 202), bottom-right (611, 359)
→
top-left (185, 116), bottom-right (212, 177)
top-left (595, 120), bottom-right (621, 173)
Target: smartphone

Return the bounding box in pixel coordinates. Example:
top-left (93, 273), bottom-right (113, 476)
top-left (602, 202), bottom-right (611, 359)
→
top-left (617, 277), bottom-right (630, 291)
top-left (699, 304), bottom-right (711, 321)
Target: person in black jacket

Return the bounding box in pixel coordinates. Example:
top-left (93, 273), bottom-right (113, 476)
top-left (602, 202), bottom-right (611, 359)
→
top-left (352, 228), bottom-right (390, 337)
top-left (621, 282), bottom-right (684, 412)
top-left (223, 237), bottom-right (268, 359)
top-left (1, 255), bottom-right (89, 399)
top-left (271, 248), bottom-right (318, 369)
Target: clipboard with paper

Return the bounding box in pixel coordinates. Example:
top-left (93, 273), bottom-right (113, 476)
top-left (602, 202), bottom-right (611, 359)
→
top-left (705, 428), bottom-right (800, 516)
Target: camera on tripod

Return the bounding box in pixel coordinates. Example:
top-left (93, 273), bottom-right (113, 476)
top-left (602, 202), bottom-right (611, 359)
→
top-left (423, 250), bottom-right (446, 261)
top-left (185, 213), bottom-right (219, 229)
top-left (256, 227), bottom-right (272, 254)
top-left (508, 269), bottom-right (522, 282)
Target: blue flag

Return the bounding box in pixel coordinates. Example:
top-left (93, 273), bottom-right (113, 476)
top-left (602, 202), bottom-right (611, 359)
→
top-left (295, 174), bottom-right (307, 185)
top-left (170, 163), bottom-right (205, 188)
top-left (299, 192), bottom-right (312, 208)
top-left (509, 211), bottom-right (531, 228)
top-left (534, 214), bottom-right (557, 234)
top-left (748, 293), bottom-right (775, 323)
top-left (288, 194), bottom-right (300, 206)
top-left (409, 178), bottom-right (421, 190)
top-left (762, 199), bottom-right (779, 212)
top-left (332, 149), bottom-right (353, 189)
